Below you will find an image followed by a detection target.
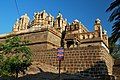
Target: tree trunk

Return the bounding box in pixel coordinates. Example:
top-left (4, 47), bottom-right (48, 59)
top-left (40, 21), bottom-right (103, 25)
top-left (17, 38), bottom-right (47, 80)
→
top-left (15, 71), bottom-right (18, 79)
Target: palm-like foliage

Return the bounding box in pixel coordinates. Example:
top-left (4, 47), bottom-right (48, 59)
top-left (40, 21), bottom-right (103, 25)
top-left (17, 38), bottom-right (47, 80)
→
top-left (106, 0), bottom-right (120, 43)
top-left (109, 39), bottom-right (120, 59)
top-left (0, 36), bottom-right (32, 79)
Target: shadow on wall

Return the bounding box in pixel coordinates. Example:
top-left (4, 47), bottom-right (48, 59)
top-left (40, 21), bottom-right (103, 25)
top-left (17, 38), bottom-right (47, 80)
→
top-left (113, 59), bottom-right (120, 80)
top-left (0, 61), bottom-right (115, 80)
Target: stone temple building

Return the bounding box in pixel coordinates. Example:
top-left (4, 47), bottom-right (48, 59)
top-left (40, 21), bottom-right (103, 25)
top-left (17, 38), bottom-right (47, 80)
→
top-left (0, 10), bottom-right (117, 79)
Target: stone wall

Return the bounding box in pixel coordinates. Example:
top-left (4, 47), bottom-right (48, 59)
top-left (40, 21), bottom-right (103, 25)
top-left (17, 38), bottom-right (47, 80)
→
top-left (101, 47), bottom-right (114, 75)
top-left (32, 46), bottom-right (114, 79)
top-left (47, 31), bottom-right (61, 48)
top-left (21, 31), bottom-right (48, 43)
top-left (0, 28), bottom-right (61, 50)
top-left (113, 60), bottom-right (120, 80)
top-left (21, 30), bottom-right (61, 50)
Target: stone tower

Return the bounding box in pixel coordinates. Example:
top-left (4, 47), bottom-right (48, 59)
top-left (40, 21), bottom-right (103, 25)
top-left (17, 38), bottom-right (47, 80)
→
top-left (54, 12), bottom-right (67, 32)
top-left (45, 13), bottom-right (54, 28)
top-left (94, 18), bottom-right (108, 47)
top-left (31, 12), bottom-right (41, 27)
top-left (12, 19), bottom-right (19, 32)
top-left (31, 10), bottom-right (54, 29)
top-left (13, 14), bottom-right (30, 32)
top-left (94, 18), bottom-right (102, 38)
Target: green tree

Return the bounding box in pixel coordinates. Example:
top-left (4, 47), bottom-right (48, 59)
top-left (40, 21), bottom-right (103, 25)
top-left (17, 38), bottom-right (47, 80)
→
top-left (106, 0), bottom-right (120, 43)
top-left (0, 36), bottom-right (32, 79)
top-left (106, 0), bottom-right (120, 59)
top-left (109, 38), bottom-right (120, 59)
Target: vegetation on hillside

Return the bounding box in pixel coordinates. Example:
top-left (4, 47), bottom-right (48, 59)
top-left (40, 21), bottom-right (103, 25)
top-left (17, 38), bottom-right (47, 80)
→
top-left (0, 36), bottom-right (32, 79)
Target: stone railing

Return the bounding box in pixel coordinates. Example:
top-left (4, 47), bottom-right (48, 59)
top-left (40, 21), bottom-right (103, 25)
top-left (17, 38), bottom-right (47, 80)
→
top-left (79, 32), bottom-right (96, 40)
top-left (65, 32), bottom-right (98, 41)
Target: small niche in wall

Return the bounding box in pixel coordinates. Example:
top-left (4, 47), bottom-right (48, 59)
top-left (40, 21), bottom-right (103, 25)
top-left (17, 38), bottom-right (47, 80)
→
top-left (87, 45), bottom-right (93, 47)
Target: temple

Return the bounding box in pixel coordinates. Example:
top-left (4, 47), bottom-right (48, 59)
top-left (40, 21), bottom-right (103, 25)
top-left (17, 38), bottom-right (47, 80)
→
top-left (11, 10), bottom-right (109, 52)
top-left (0, 10), bottom-right (116, 79)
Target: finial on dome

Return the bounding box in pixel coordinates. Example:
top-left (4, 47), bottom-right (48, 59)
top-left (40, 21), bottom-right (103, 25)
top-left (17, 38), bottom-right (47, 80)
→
top-left (74, 19), bottom-right (79, 22)
top-left (16, 18), bottom-right (19, 21)
top-left (103, 29), bottom-right (107, 34)
top-left (68, 22), bottom-right (70, 25)
top-left (95, 18), bottom-right (101, 24)
top-left (24, 13), bottom-right (27, 16)
top-left (65, 18), bottom-right (67, 21)
top-left (57, 11), bottom-right (62, 18)
top-left (79, 21), bottom-right (81, 24)
top-left (43, 10), bottom-right (46, 13)
top-left (34, 12), bottom-right (36, 15)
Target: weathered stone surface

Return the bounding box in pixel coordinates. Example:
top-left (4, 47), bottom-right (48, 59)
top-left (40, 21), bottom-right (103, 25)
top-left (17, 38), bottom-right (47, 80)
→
top-left (31, 46), bottom-right (113, 79)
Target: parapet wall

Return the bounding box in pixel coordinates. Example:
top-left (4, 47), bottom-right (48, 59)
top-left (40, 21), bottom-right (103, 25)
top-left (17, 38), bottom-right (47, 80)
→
top-left (32, 46), bottom-right (113, 79)
top-left (0, 28), bottom-right (61, 50)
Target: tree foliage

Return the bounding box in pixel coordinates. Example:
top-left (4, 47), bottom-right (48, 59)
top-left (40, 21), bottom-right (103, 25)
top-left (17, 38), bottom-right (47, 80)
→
top-left (107, 0), bottom-right (120, 59)
top-left (109, 38), bottom-right (120, 59)
top-left (0, 36), bottom-right (32, 79)
top-left (106, 0), bottom-right (120, 43)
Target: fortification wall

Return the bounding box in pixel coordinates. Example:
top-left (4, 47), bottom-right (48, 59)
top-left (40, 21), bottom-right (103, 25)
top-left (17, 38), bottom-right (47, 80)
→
top-left (47, 31), bottom-right (61, 48)
top-left (113, 60), bottom-right (120, 80)
top-left (22, 30), bottom-right (61, 49)
top-left (21, 31), bottom-right (48, 43)
top-left (0, 28), bottom-right (61, 50)
top-left (32, 46), bottom-right (113, 79)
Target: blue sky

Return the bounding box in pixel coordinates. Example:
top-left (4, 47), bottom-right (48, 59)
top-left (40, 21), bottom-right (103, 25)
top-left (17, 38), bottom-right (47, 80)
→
top-left (0, 0), bottom-right (112, 36)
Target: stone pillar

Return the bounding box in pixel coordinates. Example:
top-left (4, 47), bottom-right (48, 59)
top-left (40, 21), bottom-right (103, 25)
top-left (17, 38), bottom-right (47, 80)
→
top-left (54, 12), bottom-right (67, 32)
top-left (13, 19), bottom-right (19, 32)
top-left (94, 18), bottom-right (102, 39)
top-left (20, 14), bottom-right (30, 30)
